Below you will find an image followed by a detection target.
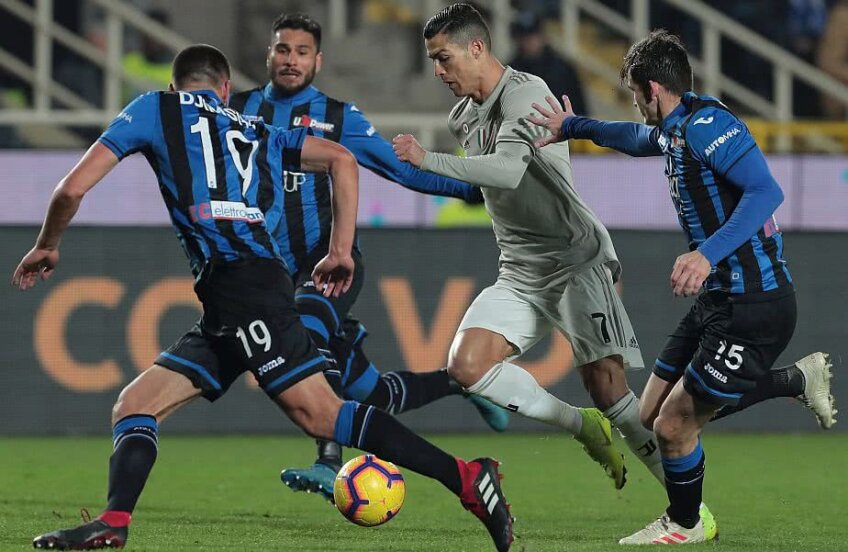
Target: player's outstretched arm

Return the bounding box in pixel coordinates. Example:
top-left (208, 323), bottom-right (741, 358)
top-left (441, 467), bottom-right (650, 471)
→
top-left (528, 95), bottom-right (662, 157)
top-left (299, 135), bottom-right (358, 298)
top-left (339, 107), bottom-right (481, 202)
top-left (12, 143), bottom-right (119, 290)
top-left (393, 133), bottom-right (530, 190)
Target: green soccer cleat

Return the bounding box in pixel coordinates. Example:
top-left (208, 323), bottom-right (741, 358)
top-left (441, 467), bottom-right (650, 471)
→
top-left (574, 407), bottom-right (627, 490)
top-left (280, 463), bottom-right (338, 504)
top-left (467, 394), bottom-right (510, 432)
top-left (699, 502), bottom-right (719, 541)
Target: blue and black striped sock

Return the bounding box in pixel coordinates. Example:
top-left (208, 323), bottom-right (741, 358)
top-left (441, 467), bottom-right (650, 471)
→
top-left (333, 401), bottom-right (462, 495)
top-left (663, 439), bottom-right (705, 529)
top-left (365, 369), bottom-right (457, 415)
top-left (106, 414), bottom-right (159, 514)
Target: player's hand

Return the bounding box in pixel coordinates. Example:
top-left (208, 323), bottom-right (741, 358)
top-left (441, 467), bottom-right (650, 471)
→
top-left (526, 95), bottom-right (575, 148)
top-left (392, 134), bottom-right (427, 167)
top-left (312, 252), bottom-right (355, 298)
top-left (670, 251), bottom-right (711, 297)
top-left (11, 247), bottom-right (59, 291)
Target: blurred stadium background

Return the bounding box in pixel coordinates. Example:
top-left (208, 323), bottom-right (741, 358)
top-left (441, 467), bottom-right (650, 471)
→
top-left (0, 1), bottom-right (846, 549)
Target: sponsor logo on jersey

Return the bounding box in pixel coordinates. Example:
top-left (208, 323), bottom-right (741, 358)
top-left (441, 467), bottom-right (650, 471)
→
top-left (704, 363), bottom-right (728, 383)
top-left (670, 135), bottom-right (686, 148)
top-left (116, 111), bottom-right (133, 124)
top-left (188, 201), bottom-right (265, 224)
top-left (703, 127), bottom-right (741, 157)
top-left (693, 116), bottom-right (714, 125)
top-left (366, 126), bottom-right (376, 136)
top-left (257, 356), bottom-right (285, 376)
top-left (293, 115), bottom-right (335, 133)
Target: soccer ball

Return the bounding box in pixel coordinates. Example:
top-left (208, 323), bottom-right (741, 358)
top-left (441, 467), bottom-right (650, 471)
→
top-left (333, 454), bottom-right (405, 527)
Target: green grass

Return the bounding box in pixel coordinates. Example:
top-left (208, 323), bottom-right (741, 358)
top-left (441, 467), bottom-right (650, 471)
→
top-left (0, 433), bottom-right (845, 551)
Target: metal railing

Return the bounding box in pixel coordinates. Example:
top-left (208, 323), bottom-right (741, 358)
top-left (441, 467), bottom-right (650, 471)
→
top-left (0, 0), bottom-right (847, 152)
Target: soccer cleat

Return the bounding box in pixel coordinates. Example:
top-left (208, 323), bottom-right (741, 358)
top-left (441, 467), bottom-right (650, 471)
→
top-left (795, 352), bottom-right (837, 429)
top-left (458, 457), bottom-right (514, 552)
top-left (280, 462), bottom-right (338, 504)
top-left (33, 520), bottom-right (127, 550)
top-left (574, 407), bottom-right (627, 490)
top-left (618, 513), bottom-right (717, 545)
top-left (467, 394), bottom-right (510, 432)
top-left (698, 502), bottom-right (719, 541)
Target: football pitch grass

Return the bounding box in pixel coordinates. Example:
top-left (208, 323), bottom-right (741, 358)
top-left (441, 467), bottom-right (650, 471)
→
top-left (1, 433), bottom-right (844, 551)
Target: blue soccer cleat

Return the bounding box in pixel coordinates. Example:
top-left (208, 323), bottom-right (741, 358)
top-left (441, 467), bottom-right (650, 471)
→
top-left (466, 394), bottom-right (510, 432)
top-left (280, 463), bottom-right (338, 504)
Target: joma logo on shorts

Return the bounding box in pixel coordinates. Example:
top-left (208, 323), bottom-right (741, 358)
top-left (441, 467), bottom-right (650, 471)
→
top-left (704, 363), bottom-right (727, 383)
top-left (257, 356), bottom-right (285, 375)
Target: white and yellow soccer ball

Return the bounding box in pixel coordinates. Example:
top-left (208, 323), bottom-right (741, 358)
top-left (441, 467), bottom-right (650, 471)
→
top-left (333, 454), bottom-right (405, 527)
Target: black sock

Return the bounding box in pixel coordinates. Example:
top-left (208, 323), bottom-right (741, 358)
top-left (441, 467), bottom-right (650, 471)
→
top-left (333, 400), bottom-right (462, 495)
top-left (711, 364), bottom-right (804, 421)
top-left (662, 440), bottom-right (705, 529)
top-left (363, 369), bottom-right (460, 414)
top-left (314, 439), bottom-right (342, 471)
top-left (106, 415), bottom-right (159, 513)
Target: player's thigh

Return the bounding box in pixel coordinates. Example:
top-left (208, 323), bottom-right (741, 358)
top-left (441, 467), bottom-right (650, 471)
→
top-left (272, 371), bottom-right (343, 439)
top-left (552, 264), bottom-right (644, 371)
top-left (449, 283), bottom-right (550, 383)
top-left (112, 364), bottom-right (201, 424)
top-left (651, 294), bottom-right (706, 386)
top-left (294, 248), bottom-right (365, 339)
top-left (683, 290), bottom-right (797, 408)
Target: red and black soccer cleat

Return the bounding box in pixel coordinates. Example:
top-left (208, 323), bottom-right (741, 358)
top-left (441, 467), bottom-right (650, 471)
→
top-left (458, 457), bottom-right (514, 552)
top-left (33, 519), bottom-right (127, 550)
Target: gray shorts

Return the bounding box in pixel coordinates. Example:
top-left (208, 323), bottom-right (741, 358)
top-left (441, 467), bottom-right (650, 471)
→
top-left (458, 264), bottom-right (644, 369)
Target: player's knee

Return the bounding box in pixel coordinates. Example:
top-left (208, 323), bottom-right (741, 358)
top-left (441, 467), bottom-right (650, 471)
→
top-left (653, 413), bottom-right (684, 448)
top-left (640, 407), bottom-right (657, 432)
top-left (111, 386), bottom-right (150, 424)
top-left (446, 350), bottom-right (485, 388)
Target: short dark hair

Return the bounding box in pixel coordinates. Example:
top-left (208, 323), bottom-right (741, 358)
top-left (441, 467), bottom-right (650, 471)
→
top-left (272, 13), bottom-right (322, 51)
top-left (620, 30), bottom-right (693, 97)
top-left (423, 3), bottom-right (491, 51)
top-left (172, 44), bottom-right (230, 88)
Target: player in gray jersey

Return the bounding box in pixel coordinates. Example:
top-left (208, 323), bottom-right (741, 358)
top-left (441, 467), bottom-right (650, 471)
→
top-left (392, 3), bottom-right (672, 493)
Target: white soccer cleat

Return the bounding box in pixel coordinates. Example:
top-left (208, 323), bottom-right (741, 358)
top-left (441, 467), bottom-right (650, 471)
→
top-left (619, 514), bottom-right (713, 545)
top-left (795, 352), bottom-right (836, 429)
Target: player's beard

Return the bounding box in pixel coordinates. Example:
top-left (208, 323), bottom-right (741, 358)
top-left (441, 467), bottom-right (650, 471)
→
top-left (270, 66), bottom-right (316, 98)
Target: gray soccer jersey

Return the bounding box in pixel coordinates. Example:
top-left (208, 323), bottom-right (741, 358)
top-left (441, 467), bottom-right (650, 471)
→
top-left (424, 67), bottom-right (619, 291)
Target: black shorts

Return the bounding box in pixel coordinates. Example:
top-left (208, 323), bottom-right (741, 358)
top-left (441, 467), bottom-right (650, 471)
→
top-left (155, 258), bottom-right (326, 401)
top-left (653, 287), bottom-right (796, 406)
top-left (292, 248), bottom-right (365, 344)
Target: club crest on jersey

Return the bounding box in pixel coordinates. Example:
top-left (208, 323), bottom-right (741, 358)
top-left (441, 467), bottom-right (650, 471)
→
top-left (293, 115), bottom-right (335, 133)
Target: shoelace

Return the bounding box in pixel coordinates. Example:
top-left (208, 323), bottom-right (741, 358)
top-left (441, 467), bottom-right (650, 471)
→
top-left (80, 508), bottom-right (92, 524)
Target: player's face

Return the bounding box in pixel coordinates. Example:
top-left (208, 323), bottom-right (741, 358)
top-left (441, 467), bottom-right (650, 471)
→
top-left (426, 33), bottom-right (478, 97)
top-left (627, 76), bottom-right (661, 125)
top-left (267, 28), bottom-right (322, 96)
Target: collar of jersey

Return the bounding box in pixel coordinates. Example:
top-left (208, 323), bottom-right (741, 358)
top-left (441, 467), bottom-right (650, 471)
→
top-left (659, 91), bottom-right (697, 132)
top-left (475, 66), bottom-right (512, 112)
top-left (263, 82), bottom-right (322, 104)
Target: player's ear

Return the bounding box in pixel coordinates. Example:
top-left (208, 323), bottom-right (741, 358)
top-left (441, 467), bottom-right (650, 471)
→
top-left (167, 82), bottom-right (175, 92)
top-left (470, 38), bottom-right (484, 59)
top-left (315, 51), bottom-right (323, 74)
top-left (648, 80), bottom-right (662, 103)
top-left (220, 79), bottom-right (231, 104)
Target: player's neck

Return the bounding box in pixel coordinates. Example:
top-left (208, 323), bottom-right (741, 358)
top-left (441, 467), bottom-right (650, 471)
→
top-left (472, 58), bottom-right (505, 104)
top-left (658, 94), bottom-right (682, 124)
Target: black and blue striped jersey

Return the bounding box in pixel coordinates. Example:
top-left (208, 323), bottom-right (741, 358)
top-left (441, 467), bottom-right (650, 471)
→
top-left (652, 94), bottom-right (791, 293)
top-left (98, 90), bottom-right (308, 275)
top-left (564, 92), bottom-right (791, 294)
top-left (229, 83), bottom-right (479, 274)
